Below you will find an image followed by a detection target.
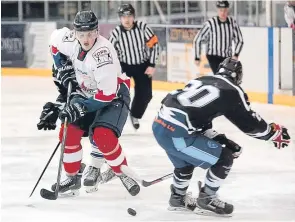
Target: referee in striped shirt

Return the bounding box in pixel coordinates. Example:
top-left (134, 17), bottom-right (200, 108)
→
top-left (109, 3), bottom-right (159, 130)
top-left (193, 1), bottom-right (243, 74)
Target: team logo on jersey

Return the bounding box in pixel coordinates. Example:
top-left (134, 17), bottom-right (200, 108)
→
top-left (207, 141), bottom-right (219, 149)
top-left (62, 31), bottom-right (75, 42)
top-left (92, 47), bottom-right (113, 68)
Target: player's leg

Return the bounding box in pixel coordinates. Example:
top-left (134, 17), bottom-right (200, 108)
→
top-left (90, 84), bottom-right (140, 196)
top-left (129, 63), bottom-right (152, 129)
top-left (172, 135), bottom-right (234, 215)
top-left (51, 123), bottom-right (85, 195)
top-left (83, 136), bottom-right (104, 192)
top-left (84, 134), bottom-right (116, 192)
top-left (153, 122), bottom-right (234, 215)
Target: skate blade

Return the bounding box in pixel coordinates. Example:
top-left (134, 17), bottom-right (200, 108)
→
top-left (168, 206), bottom-right (191, 213)
top-left (192, 207), bottom-right (232, 218)
top-left (58, 190), bottom-right (80, 198)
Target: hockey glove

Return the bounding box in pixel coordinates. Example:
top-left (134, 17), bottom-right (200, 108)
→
top-left (57, 63), bottom-right (78, 89)
top-left (267, 123), bottom-right (290, 149)
top-left (37, 102), bottom-right (60, 130)
top-left (212, 133), bottom-right (242, 159)
top-left (59, 102), bottom-right (86, 123)
top-left (203, 129), bottom-right (242, 158)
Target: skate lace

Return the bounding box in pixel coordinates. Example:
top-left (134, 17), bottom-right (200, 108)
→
top-left (121, 175), bottom-right (136, 189)
top-left (85, 166), bottom-right (99, 180)
top-left (60, 177), bottom-right (73, 187)
top-left (185, 192), bottom-right (198, 207)
top-left (210, 196), bottom-right (225, 208)
top-left (101, 168), bottom-right (115, 181)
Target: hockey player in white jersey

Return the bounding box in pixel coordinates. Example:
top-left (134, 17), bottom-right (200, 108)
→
top-left (37, 55), bottom-right (115, 193)
top-left (284, 1), bottom-right (295, 30)
top-left (49, 10), bottom-right (140, 196)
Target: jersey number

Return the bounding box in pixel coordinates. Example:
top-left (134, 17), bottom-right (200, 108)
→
top-left (172, 80), bottom-right (220, 108)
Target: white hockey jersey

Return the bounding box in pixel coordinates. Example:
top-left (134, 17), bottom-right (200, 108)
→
top-left (284, 2), bottom-right (295, 28)
top-left (49, 27), bottom-right (130, 112)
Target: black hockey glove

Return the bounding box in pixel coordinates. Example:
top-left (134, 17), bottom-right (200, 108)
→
top-left (212, 134), bottom-right (243, 159)
top-left (57, 63), bottom-right (78, 89)
top-left (37, 102), bottom-right (60, 130)
top-left (59, 103), bottom-right (86, 123)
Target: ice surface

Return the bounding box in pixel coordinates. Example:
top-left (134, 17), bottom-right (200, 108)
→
top-left (2, 77), bottom-right (295, 222)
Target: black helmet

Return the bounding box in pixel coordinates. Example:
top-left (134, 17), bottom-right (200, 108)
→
top-left (118, 4), bottom-right (135, 17)
top-left (73, 11), bottom-right (98, 32)
top-left (217, 57), bottom-right (243, 85)
top-left (216, 1), bottom-right (230, 8)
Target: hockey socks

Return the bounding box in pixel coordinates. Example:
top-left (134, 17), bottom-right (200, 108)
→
top-left (59, 124), bottom-right (84, 175)
top-left (93, 127), bottom-right (127, 175)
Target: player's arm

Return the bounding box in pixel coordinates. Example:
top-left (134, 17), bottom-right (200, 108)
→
top-left (224, 91), bottom-right (291, 149)
top-left (50, 28), bottom-right (77, 89)
top-left (143, 23), bottom-right (159, 67)
top-left (59, 47), bottom-right (118, 123)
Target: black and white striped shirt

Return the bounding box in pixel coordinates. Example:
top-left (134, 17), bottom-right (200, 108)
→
top-left (193, 16), bottom-right (243, 60)
top-left (109, 21), bottom-right (159, 67)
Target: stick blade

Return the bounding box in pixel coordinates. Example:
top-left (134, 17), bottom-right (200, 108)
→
top-left (40, 188), bottom-right (57, 200)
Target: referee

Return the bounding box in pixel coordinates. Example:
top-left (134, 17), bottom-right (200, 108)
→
top-left (193, 1), bottom-right (243, 74)
top-left (109, 3), bottom-right (159, 130)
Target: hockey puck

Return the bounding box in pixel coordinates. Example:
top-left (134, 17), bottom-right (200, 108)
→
top-left (127, 208), bottom-right (137, 216)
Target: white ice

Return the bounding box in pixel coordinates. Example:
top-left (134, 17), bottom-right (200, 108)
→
top-left (2, 76), bottom-right (295, 222)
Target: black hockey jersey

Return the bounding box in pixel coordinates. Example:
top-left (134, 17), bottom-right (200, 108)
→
top-left (158, 75), bottom-right (270, 138)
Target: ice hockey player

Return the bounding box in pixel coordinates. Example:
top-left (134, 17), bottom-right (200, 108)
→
top-left (284, 1), bottom-right (295, 30)
top-left (48, 10), bottom-right (140, 196)
top-left (37, 47), bottom-right (116, 193)
top-left (152, 58), bottom-right (291, 216)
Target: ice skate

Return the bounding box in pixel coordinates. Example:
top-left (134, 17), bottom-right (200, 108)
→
top-left (83, 166), bottom-right (102, 193)
top-left (119, 174), bottom-right (140, 196)
top-left (168, 185), bottom-right (195, 212)
top-left (51, 163), bottom-right (85, 197)
top-left (193, 181), bottom-right (234, 216)
top-left (101, 167), bottom-right (116, 184)
top-left (130, 116), bottom-right (140, 130)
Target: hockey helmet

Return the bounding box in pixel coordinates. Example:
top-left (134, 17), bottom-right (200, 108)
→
top-left (73, 11), bottom-right (98, 32)
top-left (216, 1), bottom-right (230, 8)
top-left (118, 4), bottom-right (135, 17)
top-left (217, 57), bottom-right (243, 85)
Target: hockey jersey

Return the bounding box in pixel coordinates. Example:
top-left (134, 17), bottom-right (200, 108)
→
top-left (284, 2), bottom-right (295, 28)
top-left (157, 75), bottom-right (271, 139)
top-left (49, 27), bottom-right (130, 112)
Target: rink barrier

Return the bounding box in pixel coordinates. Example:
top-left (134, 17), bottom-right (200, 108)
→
top-left (1, 68), bottom-right (295, 106)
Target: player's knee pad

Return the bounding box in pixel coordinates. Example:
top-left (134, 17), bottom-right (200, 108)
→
top-left (93, 127), bottom-right (127, 174)
top-left (174, 165), bottom-right (194, 180)
top-left (93, 127), bottom-right (118, 153)
top-left (59, 124), bottom-right (84, 175)
top-left (210, 147), bottom-right (233, 179)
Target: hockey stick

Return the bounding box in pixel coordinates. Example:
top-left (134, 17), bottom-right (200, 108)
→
top-left (121, 165), bottom-right (173, 187)
top-left (40, 82), bottom-right (72, 200)
top-left (29, 142), bottom-right (60, 197)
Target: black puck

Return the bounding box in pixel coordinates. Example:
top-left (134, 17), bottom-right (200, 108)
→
top-left (127, 208), bottom-right (136, 216)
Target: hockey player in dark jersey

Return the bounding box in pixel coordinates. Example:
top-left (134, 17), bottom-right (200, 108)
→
top-left (152, 58), bottom-right (291, 216)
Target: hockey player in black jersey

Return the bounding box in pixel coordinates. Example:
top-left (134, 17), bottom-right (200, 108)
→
top-left (152, 58), bottom-right (291, 216)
